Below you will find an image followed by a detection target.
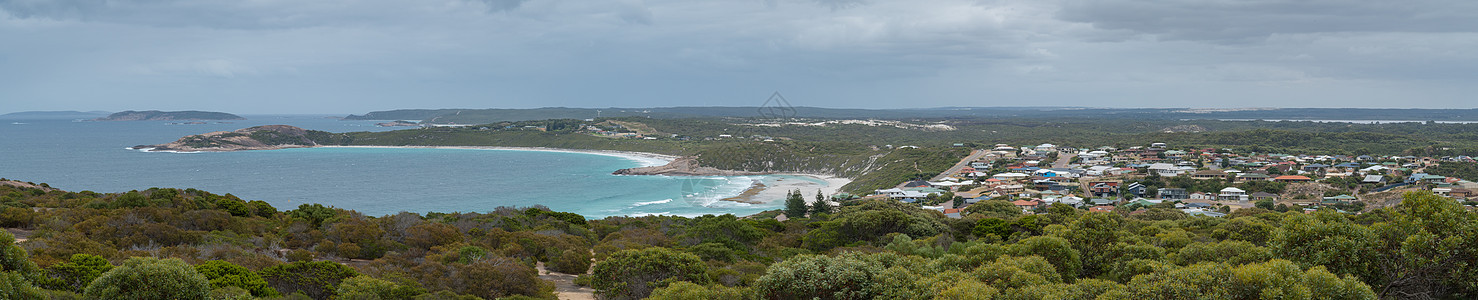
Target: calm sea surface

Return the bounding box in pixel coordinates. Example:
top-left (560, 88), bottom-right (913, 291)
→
top-left (0, 115), bottom-right (797, 217)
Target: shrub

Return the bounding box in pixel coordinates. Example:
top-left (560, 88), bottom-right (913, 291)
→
top-left (39, 254), bottom-right (112, 292)
top-left (259, 261), bottom-right (360, 300)
top-left (83, 257), bottom-right (210, 299)
top-left (196, 260), bottom-right (278, 297)
top-left (547, 249), bottom-right (592, 274)
top-left (336, 275), bottom-right (427, 299)
top-left (592, 248), bottom-right (709, 300)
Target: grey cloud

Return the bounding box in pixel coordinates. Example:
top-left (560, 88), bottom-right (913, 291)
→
top-left (1056, 0), bottom-right (1478, 42)
top-left (478, 0), bottom-right (528, 12)
top-left (813, 0), bottom-right (869, 10)
top-left (1, 0), bottom-right (1476, 113)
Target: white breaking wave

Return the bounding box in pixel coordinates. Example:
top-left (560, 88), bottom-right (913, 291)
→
top-left (630, 199), bottom-right (673, 207)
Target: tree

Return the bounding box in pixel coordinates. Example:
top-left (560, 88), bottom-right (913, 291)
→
top-left (755, 253), bottom-right (884, 299)
top-left (259, 261), bottom-right (361, 300)
top-left (1255, 199), bottom-right (1275, 210)
top-left (965, 201), bottom-right (1021, 219)
top-left (83, 257), bottom-right (211, 299)
top-left (0, 231), bottom-right (43, 299)
top-left (592, 247), bottom-right (710, 300)
top-left (1101, 260), bottom-right (1376, 299)
top-left (39, 253), bottom-right (113, 292)
top-left (1171, 241), bottom-right (1272, 267)
top-left (1007, 236), bottom-right (1082, 278)
top-left (1363, 192), bottom-right (1478, 298)
top-left (289, 203), bottom-right (339, 227)
top-left (784, 190), bottom-right (808, 218)
top-left (196, 260), bottom-right (278, 297)
top-left (973, 218), bottom-right (1011, 240)
top-left (811, 192), bottom-right (834, 216)
top-left (1063, 212), bottom-right (1124, 278)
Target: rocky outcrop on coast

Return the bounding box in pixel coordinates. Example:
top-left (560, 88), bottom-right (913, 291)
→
top-left (612, 157), bottom-right (767, 176)
top-left (131, 125), bottom-right (324, 152)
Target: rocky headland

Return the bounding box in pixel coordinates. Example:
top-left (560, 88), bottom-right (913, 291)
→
top-left (611, 157), bottom-right (768, 176)
top-left (132, 125), bottom-right (327, 152)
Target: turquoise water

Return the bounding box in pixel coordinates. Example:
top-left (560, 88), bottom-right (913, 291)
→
top-left (0, 116), bottom-right (794, 217)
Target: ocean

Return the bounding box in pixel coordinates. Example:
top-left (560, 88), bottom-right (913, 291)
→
top-left (0, 116), bottom-right (812, 218)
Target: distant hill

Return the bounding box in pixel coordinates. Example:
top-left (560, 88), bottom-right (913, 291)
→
top-left (0, 110), bottom-right (111, 120)
top-left (92, 110), bottom-right (245, 121)
top-left (344, 107), bottom-right (1478, 124)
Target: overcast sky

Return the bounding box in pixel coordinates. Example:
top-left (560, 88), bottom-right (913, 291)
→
top-left (2, 0), bottom-right (1475, 114)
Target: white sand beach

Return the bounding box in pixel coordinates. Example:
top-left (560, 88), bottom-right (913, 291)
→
top-left (740, 174), bottom-right (853, 204)
top-left (320, 145), bottom-right (679, 167)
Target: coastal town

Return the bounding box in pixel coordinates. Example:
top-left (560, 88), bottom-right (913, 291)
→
top-left (868, 142), bottom-right (1478, 219)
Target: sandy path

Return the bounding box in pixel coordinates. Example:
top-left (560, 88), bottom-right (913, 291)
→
top-left (537, 262), bottom-right (596, 300)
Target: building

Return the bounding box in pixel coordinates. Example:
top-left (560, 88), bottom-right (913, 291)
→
top-left (1087, 180), bottom-right (1121, 198)
top-left (1273, 175), bottom-right (1313, 182)
top-left (1158, 188), bottom-right (1189, 200)
top-left (1218, 187), bottom-right (1248, 201)
top-left (1250, 192), bottom-right (1280, 201)
top-left (1192, 170), bottom-right (1229, 180)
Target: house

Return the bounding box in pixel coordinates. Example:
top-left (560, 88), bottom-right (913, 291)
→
top-left (1089, 206), bottom-right (1116, 213)
top-left (1158, 188), bottom-right (1189, 200)
top-left (1322, 194), bottom-right (1358, 205)
top-left (1182, 208), bottom-right (1227, 217)
top-left (1237, 173), bottom-right (1271, 182)
top-left (1273, 175), bottom-right (1313, 182)
top-left (1012, 199), bottom-right (1042, 212)
top-left (1090, 198), bottom-right (1119, 206)
top-left (1055, 196), bottom-right (1085, 208)
top-left (995, 184), bottom-right (1026, 194)
top-left (1189, 192), bottom-right (1213, 200)
top-left (877, 188), bottom-right (930, 202)
top-left (1250, 192), bottom-right (1280, 201)
top-left (1129, 198), bottom-right (1162, 207)
top-left (1407, 174), bottom-right (1447, 184)
top-left (1450, 189), bottom-right (1475, 199)
top-left (1088, 180), bottom-right (1121, 198)
top-left (1362, 175), bottom-right (1387, 184)
top-left (1035, 143), bottom-right (1057, 152)
top-left (1302, 164), bottom-right (1330, 173)
top-left (1218, 187), bottom-right (1248, 201)
top-left (1125, 182), bottom-right (1147, 197)
top-left (1191, 170), bottom-right (1229, 180)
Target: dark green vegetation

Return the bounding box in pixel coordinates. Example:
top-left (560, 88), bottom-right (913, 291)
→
top-left (2, 180), bottom-right (1476, 299)
top-left (1427, 162), bottom-right (1478, 183)
top-left (153, 113), bottom-right (1478, 194)
top-left (344, 107), bottom-right (1478, 124)
top-left (92, 110), bottom-right (245, 121)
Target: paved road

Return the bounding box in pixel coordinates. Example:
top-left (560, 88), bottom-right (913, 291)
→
top-left (932, 149), bottom-right (989, 181)
top-left (1052, 151), bottom-right (1076, 169)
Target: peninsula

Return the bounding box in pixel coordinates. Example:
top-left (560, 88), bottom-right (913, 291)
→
top-left (93, 110), bottom-right (245, 121)
top-left (132, 125), bottom-right (330, 152)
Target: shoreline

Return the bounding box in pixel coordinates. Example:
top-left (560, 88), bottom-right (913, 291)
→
top-left (319, 145), bottom-right (681, 167)
top-left (721, 173), bottom-right (853, 205)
